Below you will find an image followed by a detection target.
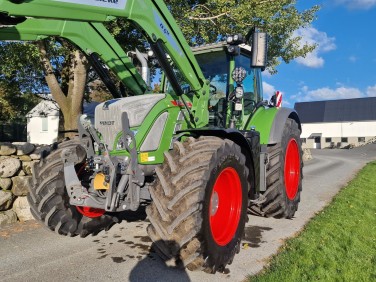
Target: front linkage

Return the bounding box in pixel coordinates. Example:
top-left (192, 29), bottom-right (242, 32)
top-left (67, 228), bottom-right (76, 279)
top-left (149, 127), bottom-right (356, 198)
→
top-left (62, 113), bottom-right (145, 214)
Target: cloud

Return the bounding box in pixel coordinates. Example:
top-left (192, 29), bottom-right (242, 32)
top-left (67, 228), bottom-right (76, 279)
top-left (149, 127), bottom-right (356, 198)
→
top-left (349, 55), bottom-right (357, 62)
top-left (335, 0), bottom-right (376, 9)
top-left (366, 85), bottom-right (376, 96)
top-left (262, 82), bottom-right (276, 100)
top-left (262, 70), bottom-right (273, 78)
top-left (262, 81), bottom-right (291, 106)
top-left (296, 86), bottom-right (364, 102)
top-left (293, 27), bottom-right (336, 68)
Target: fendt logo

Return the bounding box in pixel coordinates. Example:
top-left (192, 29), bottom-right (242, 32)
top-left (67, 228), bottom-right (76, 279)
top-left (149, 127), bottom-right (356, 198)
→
top-left (99, 121), bottom-right (115, 126)
top-left (95, 0), bottom-right (119, 3)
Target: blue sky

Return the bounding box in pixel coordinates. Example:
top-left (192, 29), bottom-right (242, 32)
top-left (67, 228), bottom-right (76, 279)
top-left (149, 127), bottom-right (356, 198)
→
top-left (262, 0), bottom-right (376, 107)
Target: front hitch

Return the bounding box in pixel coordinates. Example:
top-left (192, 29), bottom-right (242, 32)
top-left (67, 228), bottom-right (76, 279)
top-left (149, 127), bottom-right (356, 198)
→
top-left (61, 146), bottom-right (106, 210)
top-left (62, 113), bottom-right (146, 213)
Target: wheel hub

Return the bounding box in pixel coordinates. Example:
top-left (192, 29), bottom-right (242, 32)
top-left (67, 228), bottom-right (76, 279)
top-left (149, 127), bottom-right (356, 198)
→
top-left (209, 167), bottom-right (242, 246)
top-left (76, 206), bottom-right (105, 218)
top-left (284, 138), bottom-right (300, 200)
top-left (210, 191), bottom-right (219, 216)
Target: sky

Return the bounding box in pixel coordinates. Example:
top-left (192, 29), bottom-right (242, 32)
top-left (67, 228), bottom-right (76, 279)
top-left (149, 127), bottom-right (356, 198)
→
top-left (262, 0), bottom-right (376, 107)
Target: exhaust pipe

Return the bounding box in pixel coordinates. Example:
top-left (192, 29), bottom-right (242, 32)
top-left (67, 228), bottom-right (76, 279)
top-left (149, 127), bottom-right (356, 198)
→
top-left (135, 48), bottom-right (150, 86)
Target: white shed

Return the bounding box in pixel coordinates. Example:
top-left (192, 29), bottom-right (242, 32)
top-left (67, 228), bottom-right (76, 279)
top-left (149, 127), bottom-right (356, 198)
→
top-left (26, 99), bottom-right (60, 145)
top-left (26, 99), bottom-right (99, 145)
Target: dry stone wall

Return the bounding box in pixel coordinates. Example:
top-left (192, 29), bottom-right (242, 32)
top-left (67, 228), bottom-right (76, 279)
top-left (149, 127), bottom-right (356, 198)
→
top-left (0, 142), bottom-right (48, 227)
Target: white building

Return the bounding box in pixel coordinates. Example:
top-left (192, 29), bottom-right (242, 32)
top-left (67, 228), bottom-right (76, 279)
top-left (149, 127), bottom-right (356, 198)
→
top-left (27, 99), bottom-right (98, 145)
top-left (294, 97), bottom-right (376, 149)
top-left (26, 99), bottom-right (59, 145)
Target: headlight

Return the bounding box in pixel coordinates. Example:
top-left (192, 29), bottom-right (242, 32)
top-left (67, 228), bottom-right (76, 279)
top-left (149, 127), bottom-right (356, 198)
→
top-left (235, 86), bottom-right (244, 99)
top-left (232, 67), bottom-right (247, 84)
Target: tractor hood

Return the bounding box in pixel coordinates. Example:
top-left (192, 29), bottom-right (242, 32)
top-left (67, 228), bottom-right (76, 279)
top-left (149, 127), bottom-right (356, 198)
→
top-left (95, 94), bottom-right (166, 150)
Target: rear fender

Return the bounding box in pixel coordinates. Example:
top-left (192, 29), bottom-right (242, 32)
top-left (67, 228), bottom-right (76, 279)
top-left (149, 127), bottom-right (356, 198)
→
top-left (247, 107), bottom-right (301, 145)
top-left (269, 108), bottom-right (301, 144)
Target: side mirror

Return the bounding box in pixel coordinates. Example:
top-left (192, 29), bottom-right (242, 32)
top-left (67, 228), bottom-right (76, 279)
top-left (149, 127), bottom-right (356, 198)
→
top-left (251, 32), bottom-right (268, 70)
top-left (269, 91), bottom-right (282, 108)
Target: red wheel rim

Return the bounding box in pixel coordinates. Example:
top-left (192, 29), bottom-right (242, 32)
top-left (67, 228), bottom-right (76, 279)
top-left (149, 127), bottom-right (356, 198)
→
top-left (76, 206), bottom-right (105, 218)
top-left (209, 167), bottom-right (242, 246)
top-left (284, 139), bottom-right (300, 200)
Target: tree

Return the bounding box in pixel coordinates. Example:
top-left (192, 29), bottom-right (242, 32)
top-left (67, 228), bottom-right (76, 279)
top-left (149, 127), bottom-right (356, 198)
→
top-left (167, 0), bottom-right (320, 73)
top-left (0, 79), bottom-right (39, 122)
top-left (0, 42), bottom-right (47, 94)
top-left (37, 40), bottom-right (89, 137)
top-left (0, 39), bottom-right (111, 138)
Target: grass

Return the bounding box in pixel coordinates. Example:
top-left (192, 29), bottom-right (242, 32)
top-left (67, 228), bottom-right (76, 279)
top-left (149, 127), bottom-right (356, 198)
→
top-left (250, 161), bottom-right (376, 281)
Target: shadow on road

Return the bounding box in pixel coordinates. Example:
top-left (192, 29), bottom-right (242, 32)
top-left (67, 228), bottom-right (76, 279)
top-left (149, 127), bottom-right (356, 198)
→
top-left (91, 227), bottom-right (190, 281)
top-left (243, 225), bottom-right (272, 248)
top-left (116, 206), bottom-right (148, 222)
top-left (128, 241), bottom-right (190, 282)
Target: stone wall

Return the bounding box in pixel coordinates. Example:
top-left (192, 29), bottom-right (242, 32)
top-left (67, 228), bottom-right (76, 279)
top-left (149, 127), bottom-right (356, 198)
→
top-left (0, 142), bottom-right (44, 227)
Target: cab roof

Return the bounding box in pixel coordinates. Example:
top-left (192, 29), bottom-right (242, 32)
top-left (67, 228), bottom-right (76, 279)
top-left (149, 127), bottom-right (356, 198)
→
top-left (192, 41), bottom-right (252, 57)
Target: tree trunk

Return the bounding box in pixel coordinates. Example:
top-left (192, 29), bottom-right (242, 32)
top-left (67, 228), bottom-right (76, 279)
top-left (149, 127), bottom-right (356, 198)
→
top-left (37, 40), bottom-right (88, 139)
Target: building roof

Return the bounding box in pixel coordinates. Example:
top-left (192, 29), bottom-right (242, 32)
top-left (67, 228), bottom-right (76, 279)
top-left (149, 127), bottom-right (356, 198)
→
top-left (27, 100), bottom-right (99, 118)
top-left (294, 97), bottom-right (376, 123)
top-left (27, 100), bottom-right (59, 118)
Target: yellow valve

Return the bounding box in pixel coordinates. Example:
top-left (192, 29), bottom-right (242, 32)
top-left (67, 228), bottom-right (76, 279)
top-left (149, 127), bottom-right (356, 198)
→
top-left (93, 173), bottom-right (110, 190)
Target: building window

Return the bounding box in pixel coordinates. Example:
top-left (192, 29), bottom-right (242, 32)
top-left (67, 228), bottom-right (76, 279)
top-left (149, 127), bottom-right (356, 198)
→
top-left (314, 137), bottom-right (321, 143)
top-left (41, 117), bottom-right (48, 132)
top-left (341, 137), bottom-right (348, 143)
top-left (325, 137), bottom-right (332, 143)
top-left (301, 138), bottom-right (307, 144)
top-left (358, 137), bottom-right (365, 143)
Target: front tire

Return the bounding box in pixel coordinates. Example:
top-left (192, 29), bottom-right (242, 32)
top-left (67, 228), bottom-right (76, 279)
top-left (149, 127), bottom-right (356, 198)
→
top-left (27, 139), bottom-right (117, 237)
top-left (249, 118), bottom-right (303, 218)
top-left (146, 136), bottom-right (250, 273)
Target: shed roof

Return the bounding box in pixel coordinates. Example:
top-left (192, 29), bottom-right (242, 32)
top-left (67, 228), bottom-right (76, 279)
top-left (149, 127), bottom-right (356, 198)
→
top-left (27, 100), bottom-right (59, 118)
top-left (294, 97), bottom-right (376, 123)
top-left (27, 100), bottom-right (100, 118)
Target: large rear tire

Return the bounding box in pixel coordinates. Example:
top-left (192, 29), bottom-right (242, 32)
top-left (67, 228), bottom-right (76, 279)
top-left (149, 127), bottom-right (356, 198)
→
top-left (146, 136), bottom-right (250, 273)
top-left (27, 139), bottom-right (117, 237)
top-left (249, 118), bottom-right (303, 218)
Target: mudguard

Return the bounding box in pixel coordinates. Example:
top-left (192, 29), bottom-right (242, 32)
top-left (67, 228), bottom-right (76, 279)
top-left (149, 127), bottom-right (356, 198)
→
top-left (247, 107), bottom-right (301, 145)
top-left (269, 108), bottom-right (301, 144)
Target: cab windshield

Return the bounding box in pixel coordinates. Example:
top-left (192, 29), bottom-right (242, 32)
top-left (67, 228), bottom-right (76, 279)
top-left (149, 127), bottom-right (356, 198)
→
top-left (196, 51), bottom-right (229, 100)
top-left (196, 50), bottom-right (229, 126)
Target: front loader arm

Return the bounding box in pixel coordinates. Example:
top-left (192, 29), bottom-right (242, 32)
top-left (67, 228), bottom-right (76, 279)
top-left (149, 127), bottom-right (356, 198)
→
top-left (0, 0), bottom-right (210, 126)
top-left (0, 18), bottom-right (148, 96)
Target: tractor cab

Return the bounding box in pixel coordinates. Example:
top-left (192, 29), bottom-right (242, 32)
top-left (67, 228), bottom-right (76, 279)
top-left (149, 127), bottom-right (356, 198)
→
top-left (192, 41), bottom-right (265, 128)
top-left (161, 32), bottom-right (268, 130)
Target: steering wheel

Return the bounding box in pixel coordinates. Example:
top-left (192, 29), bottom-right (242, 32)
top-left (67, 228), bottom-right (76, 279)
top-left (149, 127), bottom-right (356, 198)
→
top-left (243, 96), bottom-right (257, 114)
top-left (244, 98), bottom-right (256, 108)
top-left (210, 84), bottom-right (217, 94)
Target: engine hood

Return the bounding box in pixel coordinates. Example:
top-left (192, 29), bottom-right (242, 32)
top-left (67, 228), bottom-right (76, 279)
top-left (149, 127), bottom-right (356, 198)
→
top-left (94, 94), bottom-right (166, 150)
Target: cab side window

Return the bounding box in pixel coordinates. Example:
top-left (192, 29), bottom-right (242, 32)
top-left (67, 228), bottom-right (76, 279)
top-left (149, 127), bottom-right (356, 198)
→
top-left (235, 55), bottom-right (256, 115)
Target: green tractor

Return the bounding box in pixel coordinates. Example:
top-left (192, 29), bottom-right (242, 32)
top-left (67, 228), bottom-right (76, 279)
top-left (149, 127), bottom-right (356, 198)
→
top-left (0, 0), bottom-right (302, 273)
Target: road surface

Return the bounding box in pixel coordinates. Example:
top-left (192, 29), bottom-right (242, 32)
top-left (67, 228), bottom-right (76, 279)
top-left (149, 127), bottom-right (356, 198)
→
top-left (1, 145), bottom-right (376, 282)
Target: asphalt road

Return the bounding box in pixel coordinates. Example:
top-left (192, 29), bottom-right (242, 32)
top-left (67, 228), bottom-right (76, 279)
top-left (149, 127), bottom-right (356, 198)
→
top-left (1, 145), bottom-right (376, 282)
